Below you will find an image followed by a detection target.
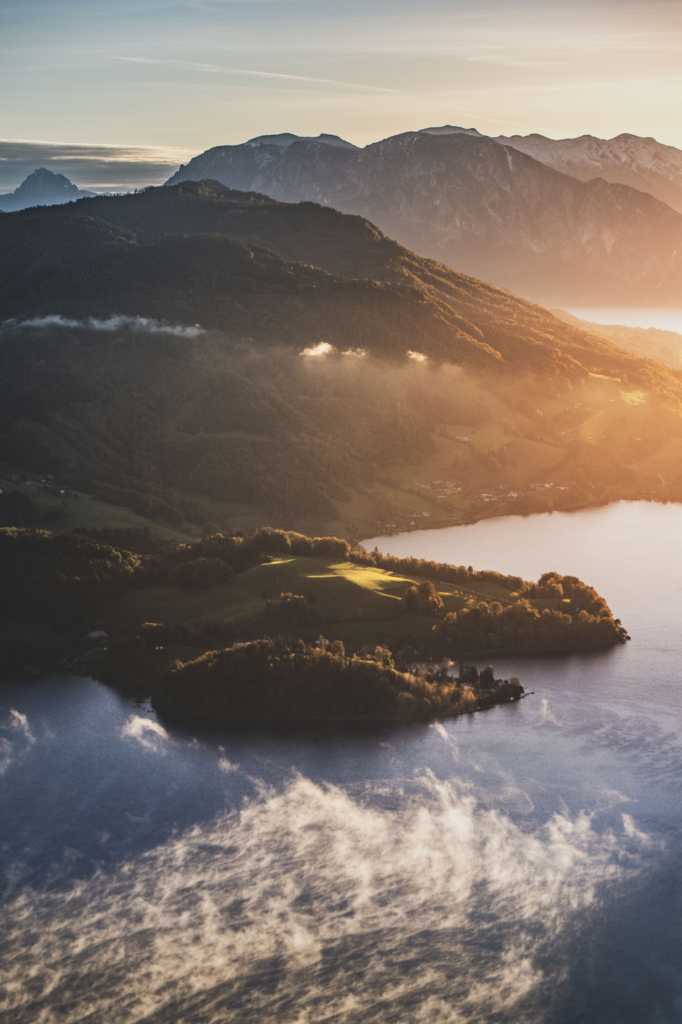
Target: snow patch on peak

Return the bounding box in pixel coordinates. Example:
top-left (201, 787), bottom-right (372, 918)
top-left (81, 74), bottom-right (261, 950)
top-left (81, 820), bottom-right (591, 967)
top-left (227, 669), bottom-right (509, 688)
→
top-left (419, 125), bottom-right (484, 138)
top-left (245, 133), bottom-right (358, 150)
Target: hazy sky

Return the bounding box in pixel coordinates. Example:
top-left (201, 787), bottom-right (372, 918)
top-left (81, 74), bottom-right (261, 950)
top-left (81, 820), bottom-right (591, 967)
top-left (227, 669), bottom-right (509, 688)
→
top-left (2, 0), bottom-right (681, 187)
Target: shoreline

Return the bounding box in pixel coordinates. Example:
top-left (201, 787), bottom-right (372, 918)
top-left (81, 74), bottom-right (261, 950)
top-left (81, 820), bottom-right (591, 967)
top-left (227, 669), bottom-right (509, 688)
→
top-left (361, 495), bottom-right (674, 542)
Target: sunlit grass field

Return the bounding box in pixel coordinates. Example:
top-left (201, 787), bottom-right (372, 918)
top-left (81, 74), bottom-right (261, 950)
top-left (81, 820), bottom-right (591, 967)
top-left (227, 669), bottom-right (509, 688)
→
top-left (101, 556), bottom-right (518, 650)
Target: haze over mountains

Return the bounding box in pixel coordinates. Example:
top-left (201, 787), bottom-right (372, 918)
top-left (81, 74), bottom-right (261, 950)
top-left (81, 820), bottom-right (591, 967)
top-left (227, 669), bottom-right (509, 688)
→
top-left (2, 178), bottom-right (679, 382)
top-left (0, 167), bottom-right (95, 212)
top-left (421, 126), bottom-right (682, 215)
top-left (3, 180), bottom-right (682, 537)
top-left (167, 128), bottom-right (682, 307)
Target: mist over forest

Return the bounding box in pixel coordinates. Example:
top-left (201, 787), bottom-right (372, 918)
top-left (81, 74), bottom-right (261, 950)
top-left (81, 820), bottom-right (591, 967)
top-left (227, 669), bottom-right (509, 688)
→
top-left (2, 179), bottom-right (682, 540)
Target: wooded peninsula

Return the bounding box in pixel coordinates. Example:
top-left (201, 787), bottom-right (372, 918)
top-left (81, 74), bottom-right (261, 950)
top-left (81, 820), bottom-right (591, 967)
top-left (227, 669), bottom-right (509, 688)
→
top-left (0, 524), bottom-right (629, 724)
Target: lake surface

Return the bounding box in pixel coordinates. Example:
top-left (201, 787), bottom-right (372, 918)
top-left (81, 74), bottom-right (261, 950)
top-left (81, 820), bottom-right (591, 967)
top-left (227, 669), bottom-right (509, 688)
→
top-left (3, 501), bottom-right (682, 1023)
top-left (566, 307), bottom-right (682, 333)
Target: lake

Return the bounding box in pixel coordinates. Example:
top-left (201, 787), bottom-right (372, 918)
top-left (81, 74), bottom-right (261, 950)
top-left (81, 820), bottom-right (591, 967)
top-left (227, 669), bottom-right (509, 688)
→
top-left (2, 500), bottom-right (682, 1023)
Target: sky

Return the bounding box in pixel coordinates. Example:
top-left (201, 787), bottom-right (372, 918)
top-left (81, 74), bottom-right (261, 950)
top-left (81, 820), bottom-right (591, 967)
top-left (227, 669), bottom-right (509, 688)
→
top-left (1, 0), bottom-right (681, 190)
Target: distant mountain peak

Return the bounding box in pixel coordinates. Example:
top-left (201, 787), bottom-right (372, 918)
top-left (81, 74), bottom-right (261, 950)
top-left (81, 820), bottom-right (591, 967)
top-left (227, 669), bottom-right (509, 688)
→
top-left (0, 167), bottom-right (95, 213)
top-left (490, 130), bottom-right (682, 213)
top-left (245, 133), bottom-right (358, 150)
top-left (14, 167), bottom-right (83, 197)
top-left (419, 125), bottom-right (485, 138)
top-left (164, 127), bottom-right (682, 305)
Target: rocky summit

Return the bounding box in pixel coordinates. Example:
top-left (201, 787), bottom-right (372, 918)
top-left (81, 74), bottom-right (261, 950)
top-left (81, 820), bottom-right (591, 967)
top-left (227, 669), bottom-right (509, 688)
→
top-left (0, 167), bottom-right (95, 213)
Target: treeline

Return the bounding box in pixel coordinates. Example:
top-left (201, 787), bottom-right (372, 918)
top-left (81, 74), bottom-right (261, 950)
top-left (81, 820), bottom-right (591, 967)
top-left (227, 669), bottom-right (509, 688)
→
top-left (433, 599), bottom-right (628, 656)
top-left (0, 528), bottom-right (257, 627)
top-left (2, 525), bottom-right (625, 657)
top-left (152, 636), bottom-right (524, 723)
top-left (0, 528), bottom-right (144, 627)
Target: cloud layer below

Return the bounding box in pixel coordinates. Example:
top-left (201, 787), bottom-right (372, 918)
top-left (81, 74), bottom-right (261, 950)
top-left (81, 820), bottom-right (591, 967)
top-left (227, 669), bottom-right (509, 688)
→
top-left (0, 140), bottom-right (194, 192)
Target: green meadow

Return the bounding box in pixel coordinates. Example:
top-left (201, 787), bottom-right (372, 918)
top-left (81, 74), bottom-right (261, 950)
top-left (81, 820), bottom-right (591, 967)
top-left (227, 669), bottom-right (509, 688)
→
top-left (101, 555), bottom-right (518, 651)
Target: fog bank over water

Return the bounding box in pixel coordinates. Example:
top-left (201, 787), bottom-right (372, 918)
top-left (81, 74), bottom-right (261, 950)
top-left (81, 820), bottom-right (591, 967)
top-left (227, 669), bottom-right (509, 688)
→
top-left (1, 765), bottom-right (643, 1024)
top-left (565, 308), bottom-right (682, 333)
top-left (4, 502), bottom-right (682, 1021)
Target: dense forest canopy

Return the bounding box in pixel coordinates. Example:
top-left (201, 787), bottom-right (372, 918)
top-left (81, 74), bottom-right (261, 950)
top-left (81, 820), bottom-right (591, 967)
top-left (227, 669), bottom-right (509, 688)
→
top-left (2, 180), bottom-right (682, 389)
top-left (152, 636), bottom-right (524, 724)
top-left (0, 524), bottom-right (627, 642)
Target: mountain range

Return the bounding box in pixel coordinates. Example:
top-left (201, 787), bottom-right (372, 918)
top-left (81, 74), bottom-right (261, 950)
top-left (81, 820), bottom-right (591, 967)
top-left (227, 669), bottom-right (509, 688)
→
top-left (167, 128), bottom-right (682, 306)
top-left (0, 167), bottom-right (95, 213)
top-left (421, 126), bottom-right (682, 215)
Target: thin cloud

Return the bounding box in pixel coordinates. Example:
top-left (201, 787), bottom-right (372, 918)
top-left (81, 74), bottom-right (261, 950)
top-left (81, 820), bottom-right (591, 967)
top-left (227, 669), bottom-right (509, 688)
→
top-left (2, 315), bottom-right (205, 338)
top-left (0, 139), bottom-right (193, 191)
top-left (121, 715), bottom-right (170, 754)
top-left (300, 341), bottom-right (335, 356)
top-left (110, 56), bottom-right (400, 93)
top-left (0, 709), bottom-right (36, 776)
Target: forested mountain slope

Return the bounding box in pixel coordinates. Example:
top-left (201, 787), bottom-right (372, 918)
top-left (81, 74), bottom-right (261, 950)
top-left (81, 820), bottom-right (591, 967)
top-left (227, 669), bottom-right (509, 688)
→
top-left (2, 182), bottom-right (682, 538)
top-left (1, 179), bottom-right (680, 386)
top-left (165, 132), bottom-right (682, 305)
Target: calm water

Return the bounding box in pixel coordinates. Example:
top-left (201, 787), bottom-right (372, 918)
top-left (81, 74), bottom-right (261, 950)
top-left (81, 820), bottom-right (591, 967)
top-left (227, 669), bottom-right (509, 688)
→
top-left (566, 307), bottom-right (682, 333)
top-left (3, 501), bottom-right (682, 1023)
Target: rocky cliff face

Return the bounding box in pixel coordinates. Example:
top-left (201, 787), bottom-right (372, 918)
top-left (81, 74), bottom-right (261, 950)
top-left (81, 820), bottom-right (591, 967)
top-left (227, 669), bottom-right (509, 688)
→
top-left (166, 131), bottom-right (682, 306)
top-left (0, 168), bottom-right (94, 213)
top-left (492, 131), bottom-right (682, 215)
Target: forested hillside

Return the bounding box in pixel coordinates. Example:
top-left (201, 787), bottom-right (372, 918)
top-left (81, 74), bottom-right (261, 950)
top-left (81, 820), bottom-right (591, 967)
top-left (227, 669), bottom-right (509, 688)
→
top-left (2, 182), bottom-right (682, 536)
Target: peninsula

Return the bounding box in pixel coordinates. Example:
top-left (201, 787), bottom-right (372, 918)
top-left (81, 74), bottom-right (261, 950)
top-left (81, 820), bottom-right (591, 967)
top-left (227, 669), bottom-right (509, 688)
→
top-left (1, 524), bottom-right (629, 723)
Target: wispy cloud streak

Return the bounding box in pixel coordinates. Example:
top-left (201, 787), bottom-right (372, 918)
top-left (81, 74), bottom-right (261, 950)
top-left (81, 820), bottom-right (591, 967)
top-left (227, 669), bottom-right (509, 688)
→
top-left (1, 315), bottom-right (205, 338)
top-left (110, 56), bottom-right (399, 93)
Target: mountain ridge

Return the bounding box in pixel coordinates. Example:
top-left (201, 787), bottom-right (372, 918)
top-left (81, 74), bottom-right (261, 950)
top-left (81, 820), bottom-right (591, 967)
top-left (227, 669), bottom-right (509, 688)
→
top-left (165, 131), bottom-right (682, 305)
top-left (3, 177), bottom-right (680, 387)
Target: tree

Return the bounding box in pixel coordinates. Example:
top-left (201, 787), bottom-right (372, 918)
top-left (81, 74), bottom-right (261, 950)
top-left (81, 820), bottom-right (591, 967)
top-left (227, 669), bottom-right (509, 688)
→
top-left (479, 665), bottom-right (495, 688)
top-left (402, 580), bottom-right (444, 616)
